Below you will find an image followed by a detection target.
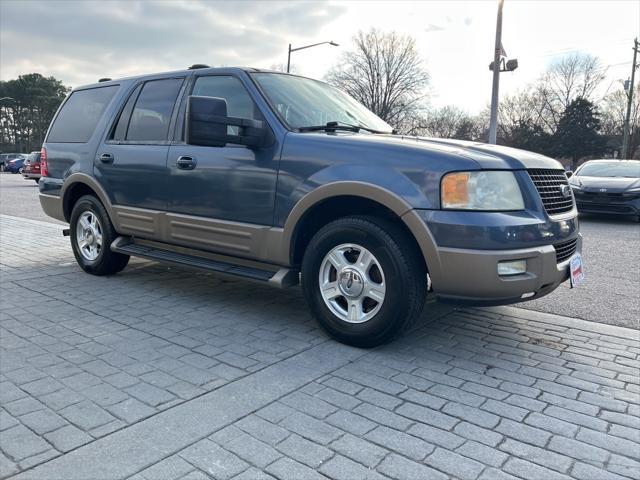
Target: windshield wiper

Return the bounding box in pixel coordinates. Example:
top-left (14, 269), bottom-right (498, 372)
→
top-left (299, 122), bottom-right (359, 133)
top-left (298, 121), bottom-right (386, 134)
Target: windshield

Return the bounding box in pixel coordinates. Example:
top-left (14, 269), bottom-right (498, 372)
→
top-left (577, 161), bottom-right (640, 178)
top-left (27, 152), bottom-right (41, 162)
top-left (251, 73), bottom-right (393, 133)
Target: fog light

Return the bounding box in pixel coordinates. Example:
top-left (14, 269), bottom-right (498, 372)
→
top-left (498, 259), bottom-right (527, 276)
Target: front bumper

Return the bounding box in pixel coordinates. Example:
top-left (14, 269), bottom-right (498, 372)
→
top-left (410, 209), bottom-right (581, 306)
top-left (432, 236), bottom-right (581, 305)
top-left (573, 191), bottom-right (640, 216)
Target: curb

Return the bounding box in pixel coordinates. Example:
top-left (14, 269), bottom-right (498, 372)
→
top-left (0, 213), bottom-right (65, 228)
top-left (477, 305), bottom-right (640, 340)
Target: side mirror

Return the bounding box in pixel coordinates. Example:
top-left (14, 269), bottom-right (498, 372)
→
top-left (185, 95), bottom-right (268, 148)
top-left (566, 170), bottom-right (573, 178)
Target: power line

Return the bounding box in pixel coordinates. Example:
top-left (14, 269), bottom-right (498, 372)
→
top-left (536, 38), bottom-right (634, 58)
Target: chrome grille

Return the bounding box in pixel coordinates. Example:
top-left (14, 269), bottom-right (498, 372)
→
top-left (528, 169), bottom-right (575, 215)
top-left (554, 237), bottom-right (578, 264)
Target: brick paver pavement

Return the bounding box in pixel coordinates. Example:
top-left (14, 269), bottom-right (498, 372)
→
top-left (1, 214), bottom-right (638, 480)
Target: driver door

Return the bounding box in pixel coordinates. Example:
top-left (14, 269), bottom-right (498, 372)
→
top-left (165, 74), bottom-right (279, 253)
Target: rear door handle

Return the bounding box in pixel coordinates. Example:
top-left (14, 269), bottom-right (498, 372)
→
top-left (99, 153), bottom-right (114, 164)
top-left (176, 156), bottom-right (196, 170)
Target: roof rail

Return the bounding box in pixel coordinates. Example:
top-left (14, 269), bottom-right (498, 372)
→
top-left (98, 78), bottom-right (112, 82)
top-left (188, 64), bottom-right (210, 70)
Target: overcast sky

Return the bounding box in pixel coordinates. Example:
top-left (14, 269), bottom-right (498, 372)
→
top-left (1, 0), bottom-right (638, 113)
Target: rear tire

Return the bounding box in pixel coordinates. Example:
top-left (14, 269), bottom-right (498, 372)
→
top-left (69, 195), bottom-right (129, 275)
top-left (302, 216), bottom-right (427, 347)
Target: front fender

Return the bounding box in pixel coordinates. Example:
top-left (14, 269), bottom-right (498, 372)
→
top-left (275, 163), bottom-right (437, 228)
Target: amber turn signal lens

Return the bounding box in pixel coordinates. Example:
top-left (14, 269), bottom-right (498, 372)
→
top-left (442, 172), bottom-right (469, 207)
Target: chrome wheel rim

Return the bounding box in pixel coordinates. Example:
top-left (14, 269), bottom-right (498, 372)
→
top-left (319, 243), bottom-right (386, 324)
top-left (76, 211), bottom-right (103, 261)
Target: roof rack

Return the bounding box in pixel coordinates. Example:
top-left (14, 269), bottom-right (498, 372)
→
top-left (188, 64), bottom-right (210, 70)
top-left (98, 78), bottom-right (112, 82)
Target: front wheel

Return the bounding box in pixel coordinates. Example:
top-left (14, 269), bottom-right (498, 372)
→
top-left (302, 216), bottom-right (427, 347)
top-left (69, 195), bottom-right (129, 275)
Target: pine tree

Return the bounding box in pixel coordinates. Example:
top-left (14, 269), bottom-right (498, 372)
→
top-left (553, 98), bottom-right (608, 168)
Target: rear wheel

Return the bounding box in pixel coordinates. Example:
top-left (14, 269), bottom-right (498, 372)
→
top-left (302, 216), bottom-right (427, 347)
top-left (69, 195), bottom-right (129, 275)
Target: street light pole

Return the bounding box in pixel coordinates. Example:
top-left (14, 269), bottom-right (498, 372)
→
top-left (286, 41), bottom-right (339, 73)
top-left (488, 0), bottom-right (504, 145)
top-left (621, 38), bottom-right (639, 160)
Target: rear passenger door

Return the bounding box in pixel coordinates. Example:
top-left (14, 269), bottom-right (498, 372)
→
top-left (95, 77), bottom-right (185, 212)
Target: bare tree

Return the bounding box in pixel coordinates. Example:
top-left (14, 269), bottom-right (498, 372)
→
top-left (325, 29), bottom-right (429, 131)
top-left (269, 63), bottom-right (299, 74)
top-left (536, 53), bottom-right (606, 129)
top-left (601, 84), bottom-right (640, 158)
top-left (416, 105), bottom-right (479, 140)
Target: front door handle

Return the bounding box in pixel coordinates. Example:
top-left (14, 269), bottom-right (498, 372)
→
top-left (99, 153), bottom-right (114, 164)
top-left (176, 156), bottom-right (196, 170)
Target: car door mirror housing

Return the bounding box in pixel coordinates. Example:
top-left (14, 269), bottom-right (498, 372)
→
top-left (185, 95), bottom-right (268, 148)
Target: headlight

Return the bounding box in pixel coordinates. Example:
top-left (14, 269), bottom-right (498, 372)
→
top-left (441, 171), bottom-right (524, 210)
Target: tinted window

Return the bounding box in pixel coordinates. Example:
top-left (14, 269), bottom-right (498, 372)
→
top-left (111, 84), bottom-right (142, 141)
top-left (47, 86), bottom-right (118, 143)
top-left (127, 78), bottom-right (183, 141)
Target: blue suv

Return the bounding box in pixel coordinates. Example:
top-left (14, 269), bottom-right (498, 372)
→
top-left (38, 66), bottom-right (582, 346)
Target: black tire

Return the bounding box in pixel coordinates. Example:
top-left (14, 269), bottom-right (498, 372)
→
top-left (302, 216), bottom-right (427, 347)
top-left (33, 179), bottom-right (39, 183)
top-left (69, 195), bottom-right (129, 275)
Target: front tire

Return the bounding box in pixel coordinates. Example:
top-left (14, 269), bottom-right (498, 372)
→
top-left (69, 195), bottom-right (129, 275)
top-left (302, 216), bottom-right (427, 347)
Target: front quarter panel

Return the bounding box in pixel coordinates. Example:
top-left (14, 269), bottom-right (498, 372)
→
top-left (274, 132), bottom-right (481, 227)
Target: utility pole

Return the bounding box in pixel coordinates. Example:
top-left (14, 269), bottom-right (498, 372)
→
top-left (488, 0), bottom-right (504, 144)
top-left (621, 38), bottom-right (639, 159)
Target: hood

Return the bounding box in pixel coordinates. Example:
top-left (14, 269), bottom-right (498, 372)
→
top-left (302, 132), bottom-right (564, 170)
top-left (571, 175), bottom-right (640, 192)
top-left (397, 136), bottom-right (564, 170)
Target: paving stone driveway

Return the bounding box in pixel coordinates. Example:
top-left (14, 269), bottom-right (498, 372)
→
top-left (1, 214), bottom-right (639, 480)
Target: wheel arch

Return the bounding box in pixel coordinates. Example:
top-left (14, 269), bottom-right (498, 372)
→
top-left (283, 182), bottom-right (435, 272)
top-left (61, 173), bottom-right (114, 222)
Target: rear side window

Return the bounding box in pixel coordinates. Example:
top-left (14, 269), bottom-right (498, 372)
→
top-left (111, 83), bottom-right (143, 141)
top-left (47, 86), bottom-right (118, 143)
top-left (126, 78), bottom-right (183, 141)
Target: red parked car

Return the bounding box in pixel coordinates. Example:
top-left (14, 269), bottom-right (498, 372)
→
top-left (22, 151), bottom-right (42, 182)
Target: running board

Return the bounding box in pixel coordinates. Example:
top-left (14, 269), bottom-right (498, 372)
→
top-left (110, 237), bottom-right (298, 288)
